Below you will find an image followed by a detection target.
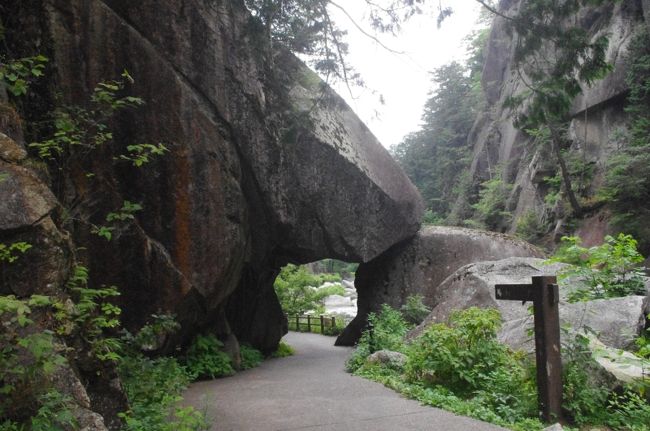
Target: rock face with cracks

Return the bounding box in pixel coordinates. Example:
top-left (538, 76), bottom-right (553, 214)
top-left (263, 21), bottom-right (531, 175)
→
top-left (4, 0), bottom-right (422, 354)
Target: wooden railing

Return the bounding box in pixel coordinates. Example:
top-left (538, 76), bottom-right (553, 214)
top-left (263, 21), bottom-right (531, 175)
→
top-left (285, 313), bottom-right (342, 335)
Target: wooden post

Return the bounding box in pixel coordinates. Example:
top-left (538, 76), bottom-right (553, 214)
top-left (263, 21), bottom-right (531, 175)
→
top-left (331, 316), bottom-right (336, 330)
top-left (307, 315), bottom-right (311, 332)
top-left (320, 315), bottom-right (325, 334)
top-left (295, 315), bottom-right (299, 332)
top-left (495, 275), bottom-right (563, 423)
top-left (532, 276), bottom-right (563, 422)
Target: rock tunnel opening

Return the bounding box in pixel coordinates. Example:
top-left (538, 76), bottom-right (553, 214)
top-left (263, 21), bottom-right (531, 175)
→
top-left (274, 259), bottom-right (359, 338)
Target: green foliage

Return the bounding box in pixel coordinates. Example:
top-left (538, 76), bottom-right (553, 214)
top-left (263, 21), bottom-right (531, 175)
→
top-left (605, 390), bottom-right (650, 431)
top-left (515, 210), bottom-right (546, 243)
top-left (0, 54), bottom-right (47, 97)
top-left (309, 259), bottom-right (358, 278)
top-left (27, 391), bottom-right (76, 431)
top-left (239, 344), bottom-right (264, 370)
top-left (392, 57), bottom-right (482, 223)
top-left (119, 143), bottom-right (169, 167)
top-left (0, 294), bottom-right (69, 426)
top-left (274, 264), bottom-right (344, 315)
top-left (321, 315), bottom-right (347, 336)
top-left (505, 0), bottom-right (613, 128)
top-left (548, 234), bottom-right (646, 302)
top-left (271, 341), bottom-right (295, 358)
top-left (467, 172), bottom-right (512, 230)
top-left (92, 200), bottom-right (143, 241)
top-left (399, 295), bottom-right (430, 326)
top-left (561, 333), bottom-right (610, 425)
top-left (352, 307), bottom-right (540, 430)
top-left (30, 71), bottom-right (143, 160)
top-left (422, 209), bottom-right (446, 225)
top-left (602, 30), bottom-right (650, 251)
top-left (119, 354), bottom-right (207, 431)
top-left (122, 313), bottom-right (180, 352)
top-left (29, 70), bottom-right (165, 174)
top-left (346, 304), bottom-right (409, 372)
top-left (60, 265), bottom-right (122, 362)
top-left (183, 334), bottom-right (234, 380)
top-left (0, 242), bottom-right (31, 264)
top-left (352, 305), bottom-right (650, 430)
top-left (406, 308), bottom-right (512, 394)
top-left (636, 323), bottom-right (650, 360)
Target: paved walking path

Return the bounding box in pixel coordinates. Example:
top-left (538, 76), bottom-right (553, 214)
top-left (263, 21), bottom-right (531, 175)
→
top-left (183, 332), bottom-right (507, 431)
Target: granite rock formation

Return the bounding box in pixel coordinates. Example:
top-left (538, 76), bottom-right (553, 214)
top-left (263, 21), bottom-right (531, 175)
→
top-left (336, 226), bottom-right (543, 345)
top-left (1, 0), bottom-right (422, 356)
top-left (449, 0), bottom-right (648, 250)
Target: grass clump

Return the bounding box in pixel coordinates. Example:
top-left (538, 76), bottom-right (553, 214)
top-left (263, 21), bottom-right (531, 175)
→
top-left (271, 341), bottom-right (295, 358)
top-left (239, 344), bottom-right (264, 370)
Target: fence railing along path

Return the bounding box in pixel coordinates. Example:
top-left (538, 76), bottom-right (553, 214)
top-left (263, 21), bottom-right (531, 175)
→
top-left (285, 313), bottom-right (343, 335)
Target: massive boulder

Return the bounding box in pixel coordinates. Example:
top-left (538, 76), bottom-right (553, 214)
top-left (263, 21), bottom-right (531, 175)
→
top-left (499, 295), bottom-right (649, 351)
top-left (336, 226), bottom-right (543, 345)
top-left (407, 257), bottom-right (648, 352)
top-left (409, 257), bottom-right (565, 338)
top-left (6, 0), bottom-right (422, 355)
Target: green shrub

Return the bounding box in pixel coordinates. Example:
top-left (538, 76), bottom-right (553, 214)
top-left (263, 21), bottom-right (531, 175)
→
top-left (271, 341), bottom-right (295, 358)
top-left (561, 333), bottom-right (609, 425)
top-left (422, 209), bottom-right (446, 225)
top-left (352, 307), bottom-right (541, 430)
top-left (406, 308), bottom-right (510, 393)
top-left (119, 354), bottom-right (207, 431)
top-left (239, 344), bottom-right (264, 370)
top-left (400, 295), bottom-right (431, 326)
top-left (346, 304), bottom-right (410, 372)
top-left (515, 210), bottom-right (546, 243)
top-left (469, 172), bottom-right (512, 230)
top-left (548, 234), bottom-right (646, 302)
top-left (183, 334), bottom-right (234, 380)
top-left (606, 390), bottom-right (650, 431)
top-left (322, 315), bottom-right (347, 336)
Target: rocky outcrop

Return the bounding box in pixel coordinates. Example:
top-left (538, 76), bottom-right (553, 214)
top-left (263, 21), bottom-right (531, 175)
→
top-left (0, 105), bottom-right (72, 298)
top-left (336, 226), bottom-right (543, 345)
top-left (408, 257), bottom-right (565, 339)
top-left (450, 0), bottom-right (647, 249)
top-left (499, 294), bottom-right (649, 351)
top-left (0, 102), bottom-right (117, 429)
top-left (0, 0), bottom-right (424, 357)
top-left (366, 350), bottom-right (407, 370)
top-left (406, 256), bottom-right (649, 352)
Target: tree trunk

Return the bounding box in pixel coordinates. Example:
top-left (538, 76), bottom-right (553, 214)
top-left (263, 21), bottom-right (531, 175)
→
top-left (548, 124), bottom-right (583, 217)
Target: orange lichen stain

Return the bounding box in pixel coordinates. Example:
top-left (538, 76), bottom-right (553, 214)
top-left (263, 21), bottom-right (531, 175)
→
top-left (173, 149), bottom-right (192, 296)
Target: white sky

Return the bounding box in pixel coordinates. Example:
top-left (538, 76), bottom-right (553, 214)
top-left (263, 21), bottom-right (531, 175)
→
top-left (324, 1), bottom-right (483, 149)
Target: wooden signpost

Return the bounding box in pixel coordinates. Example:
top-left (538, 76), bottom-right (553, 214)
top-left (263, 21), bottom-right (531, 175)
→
top-left (495, 275), bottom-right (563, 423)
